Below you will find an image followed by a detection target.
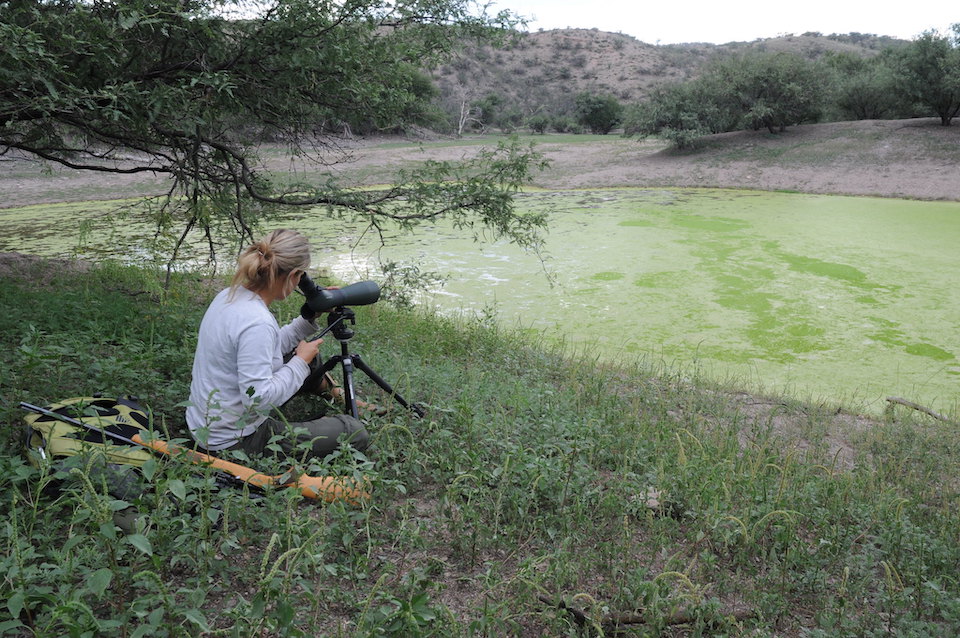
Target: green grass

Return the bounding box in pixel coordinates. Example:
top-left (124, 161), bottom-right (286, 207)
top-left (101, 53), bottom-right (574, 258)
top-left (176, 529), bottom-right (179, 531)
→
top-left (2, 260), bottom-right (960, 636)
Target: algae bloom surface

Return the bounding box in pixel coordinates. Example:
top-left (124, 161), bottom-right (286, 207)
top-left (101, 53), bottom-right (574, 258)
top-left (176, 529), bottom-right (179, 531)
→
top-left (320, 187), bottom-right (959, 415)
top-left (1, 187), bottom-right (957, 415)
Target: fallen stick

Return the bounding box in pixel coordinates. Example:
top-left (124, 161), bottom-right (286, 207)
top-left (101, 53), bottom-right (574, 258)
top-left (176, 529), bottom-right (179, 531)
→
top-left (538, 594), bottom-right (754, 631)
top-left (537, 595), bottom-right (589, 628)
top-left (885, 396), bottom-right (958, 426)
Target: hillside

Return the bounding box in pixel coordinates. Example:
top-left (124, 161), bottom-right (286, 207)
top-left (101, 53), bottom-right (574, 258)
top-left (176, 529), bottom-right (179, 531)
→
top-left (429, 28), bottom-right (905, 120)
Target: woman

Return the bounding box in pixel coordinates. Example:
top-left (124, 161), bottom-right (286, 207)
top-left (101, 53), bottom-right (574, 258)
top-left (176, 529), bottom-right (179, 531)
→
top-left (186, 229), bottom-right (369, 460)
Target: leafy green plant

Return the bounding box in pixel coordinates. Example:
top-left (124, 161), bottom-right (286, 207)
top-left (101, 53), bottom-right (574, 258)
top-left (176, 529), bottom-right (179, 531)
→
top-left (3, 259), bottom-right (960, 635)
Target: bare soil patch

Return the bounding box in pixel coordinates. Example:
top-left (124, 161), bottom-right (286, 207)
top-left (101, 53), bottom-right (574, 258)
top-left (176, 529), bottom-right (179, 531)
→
top-left (332, 117), bottom-right (960, 201)
top-left (2, 118), bottom-right (958, 211)
top-left (536, 118), bottom-right (960, 200)
top-left (0, 251), bottom-right (92, 281)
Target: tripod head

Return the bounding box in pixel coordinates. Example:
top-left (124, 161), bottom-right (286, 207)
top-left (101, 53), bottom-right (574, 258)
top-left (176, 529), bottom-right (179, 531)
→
top-left (326, 306), bottom-right (357, 341)
top-left (302, 276), bottom-right (378, 344)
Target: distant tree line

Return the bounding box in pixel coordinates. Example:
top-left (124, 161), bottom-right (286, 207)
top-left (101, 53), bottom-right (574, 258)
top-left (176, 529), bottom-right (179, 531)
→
top-left (448, 89), bottom-right (624, 136)
top-left (429, 26), bottom-right (960, 146)
top-left (623, 26), bottom-right (960, 148)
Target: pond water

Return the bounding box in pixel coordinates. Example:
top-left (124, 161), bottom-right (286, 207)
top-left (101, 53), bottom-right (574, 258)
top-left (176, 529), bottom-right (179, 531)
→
top-left (2, 187), bottom-right (958, 415)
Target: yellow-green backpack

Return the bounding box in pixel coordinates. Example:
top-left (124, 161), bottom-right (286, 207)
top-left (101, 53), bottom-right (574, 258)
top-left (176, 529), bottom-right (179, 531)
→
top-left (22, 395), bottom-right (154, 468)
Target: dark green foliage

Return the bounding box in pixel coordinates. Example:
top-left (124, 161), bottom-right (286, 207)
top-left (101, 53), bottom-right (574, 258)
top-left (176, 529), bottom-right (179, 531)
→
top-left (471, 92), bottom-right (505, 128)
top-left (464, 92), bottom-right (522, 132)
top-left (707, 51), bottom-right (826, 133)
top-left (626, 51), bottom-right (826, 147)
top-left (0, 0), bottom-right (545, 272)
top-left (573, 91), bottom-right (624, 134)
top-left (550, 114), bottom-right (579, 133)
top-left (623, 81), bottom-right (733, 149)
top-left (380, 66), bottom-right (447, 134)
top-left (889, 28), bottom-right (960, 125)
top-left (825, 52), bottom-right (906, 120)
top-left (526, 113), bottom-right (550, 134)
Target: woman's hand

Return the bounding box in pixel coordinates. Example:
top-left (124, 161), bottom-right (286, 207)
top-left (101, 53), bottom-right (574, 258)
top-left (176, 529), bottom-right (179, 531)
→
top-left (295, 338), bottom-right (321, 364)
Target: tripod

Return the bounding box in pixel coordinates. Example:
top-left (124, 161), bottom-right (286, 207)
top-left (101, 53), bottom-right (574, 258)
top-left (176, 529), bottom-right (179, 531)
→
top-left (311, 306), bottom-right (425, 420)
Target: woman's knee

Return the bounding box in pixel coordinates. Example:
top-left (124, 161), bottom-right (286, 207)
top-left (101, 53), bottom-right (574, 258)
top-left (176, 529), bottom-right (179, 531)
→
top-left (337, 414), bottom-right (370, 451)
top-left (305, 414), bottom-right (368, 454)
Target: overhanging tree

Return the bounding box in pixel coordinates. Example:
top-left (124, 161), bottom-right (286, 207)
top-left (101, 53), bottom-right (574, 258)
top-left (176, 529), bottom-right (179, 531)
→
top-left (0, 0), bottom-right (547, 278)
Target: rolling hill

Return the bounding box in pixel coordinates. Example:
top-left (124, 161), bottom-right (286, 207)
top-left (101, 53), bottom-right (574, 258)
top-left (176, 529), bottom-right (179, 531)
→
top-left (428, 28), bottom-right (906, 124)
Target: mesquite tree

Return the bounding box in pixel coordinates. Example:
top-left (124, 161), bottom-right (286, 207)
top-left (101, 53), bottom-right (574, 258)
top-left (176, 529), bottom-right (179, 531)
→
top-left (891, 28), bottom-right (960, 126)
top-left (1, 0), bottom-right (547, 276)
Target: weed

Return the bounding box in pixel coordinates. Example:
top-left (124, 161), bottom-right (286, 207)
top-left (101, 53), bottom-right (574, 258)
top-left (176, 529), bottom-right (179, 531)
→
top-left (3, 260), bottom-right (960, 635)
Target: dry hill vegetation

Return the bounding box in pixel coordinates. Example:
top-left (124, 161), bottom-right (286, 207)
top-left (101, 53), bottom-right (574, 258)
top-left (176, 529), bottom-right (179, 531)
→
top-left (429, 29), bottom-right (905, 124)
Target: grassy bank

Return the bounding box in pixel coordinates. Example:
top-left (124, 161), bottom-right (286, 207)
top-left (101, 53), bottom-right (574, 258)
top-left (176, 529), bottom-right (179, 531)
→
top-left (2, 260), bottom-right (959, 637)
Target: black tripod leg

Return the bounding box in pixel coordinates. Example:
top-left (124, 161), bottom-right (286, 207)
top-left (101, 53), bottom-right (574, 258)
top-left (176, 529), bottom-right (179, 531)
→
top-left (340, 354), bottom-right (359, 420)
top-left (351, 354), bottom-right (425, 418)
top-left (312, 354), bottom-right (359, 419)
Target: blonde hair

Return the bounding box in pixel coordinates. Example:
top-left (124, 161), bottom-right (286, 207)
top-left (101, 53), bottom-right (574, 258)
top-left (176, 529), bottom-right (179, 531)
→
top-left (231, 229), bottom-right (311, 294)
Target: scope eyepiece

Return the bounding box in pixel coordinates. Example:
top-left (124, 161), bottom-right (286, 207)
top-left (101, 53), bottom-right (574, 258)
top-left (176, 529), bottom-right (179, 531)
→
top-left (299, 275), bottom-right (380, 314)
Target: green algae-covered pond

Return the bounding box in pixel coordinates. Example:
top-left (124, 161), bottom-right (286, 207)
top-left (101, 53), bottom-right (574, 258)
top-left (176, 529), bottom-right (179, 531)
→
top-left (2, 187), bottom-right (957, 416)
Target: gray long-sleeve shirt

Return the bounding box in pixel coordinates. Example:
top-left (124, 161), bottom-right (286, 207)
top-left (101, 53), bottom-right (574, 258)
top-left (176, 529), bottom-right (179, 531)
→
top-left (186, 286), bottom-right (315, 450)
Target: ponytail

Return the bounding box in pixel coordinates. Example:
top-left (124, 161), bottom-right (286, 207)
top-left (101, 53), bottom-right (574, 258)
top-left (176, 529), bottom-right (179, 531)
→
top-left (231, 229), bottom-right (311, 295)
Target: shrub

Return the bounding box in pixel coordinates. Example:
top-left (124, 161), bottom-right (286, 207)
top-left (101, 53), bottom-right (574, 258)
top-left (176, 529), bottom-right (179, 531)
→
top-left (550, 115), bottom-right (578, 133)
top-left (574, 92), bottom-right (624, 134)
top-left (527, 114), bottom-right (550, 134)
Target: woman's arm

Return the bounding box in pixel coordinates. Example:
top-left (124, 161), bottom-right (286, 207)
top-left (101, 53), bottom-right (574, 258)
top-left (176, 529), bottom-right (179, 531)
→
top-left (236, 323), bottom-right (310, 412)
top-left (278, 315), bottom-right (317, 354)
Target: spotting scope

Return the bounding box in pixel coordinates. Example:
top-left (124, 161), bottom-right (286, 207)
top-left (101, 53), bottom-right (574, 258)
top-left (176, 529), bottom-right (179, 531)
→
top-left (299, 274), bottom-right (380, 314)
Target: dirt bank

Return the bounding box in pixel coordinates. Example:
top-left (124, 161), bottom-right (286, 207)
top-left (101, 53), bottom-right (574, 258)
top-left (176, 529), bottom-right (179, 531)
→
top-left (340, 117), bottom-right (960, 201)
top-left (534, 118), bottom-right (960, 200)
top-left (2, 118), bottom-right (958, 210)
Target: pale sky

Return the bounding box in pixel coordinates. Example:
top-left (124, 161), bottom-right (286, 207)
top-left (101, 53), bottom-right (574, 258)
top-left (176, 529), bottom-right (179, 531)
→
top-left (495, 0), bottom-right (958, 45)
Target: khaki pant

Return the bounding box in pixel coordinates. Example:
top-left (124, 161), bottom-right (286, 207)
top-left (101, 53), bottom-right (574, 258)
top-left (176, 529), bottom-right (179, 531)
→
top-left (224, 413), bottom-right (369, 461)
